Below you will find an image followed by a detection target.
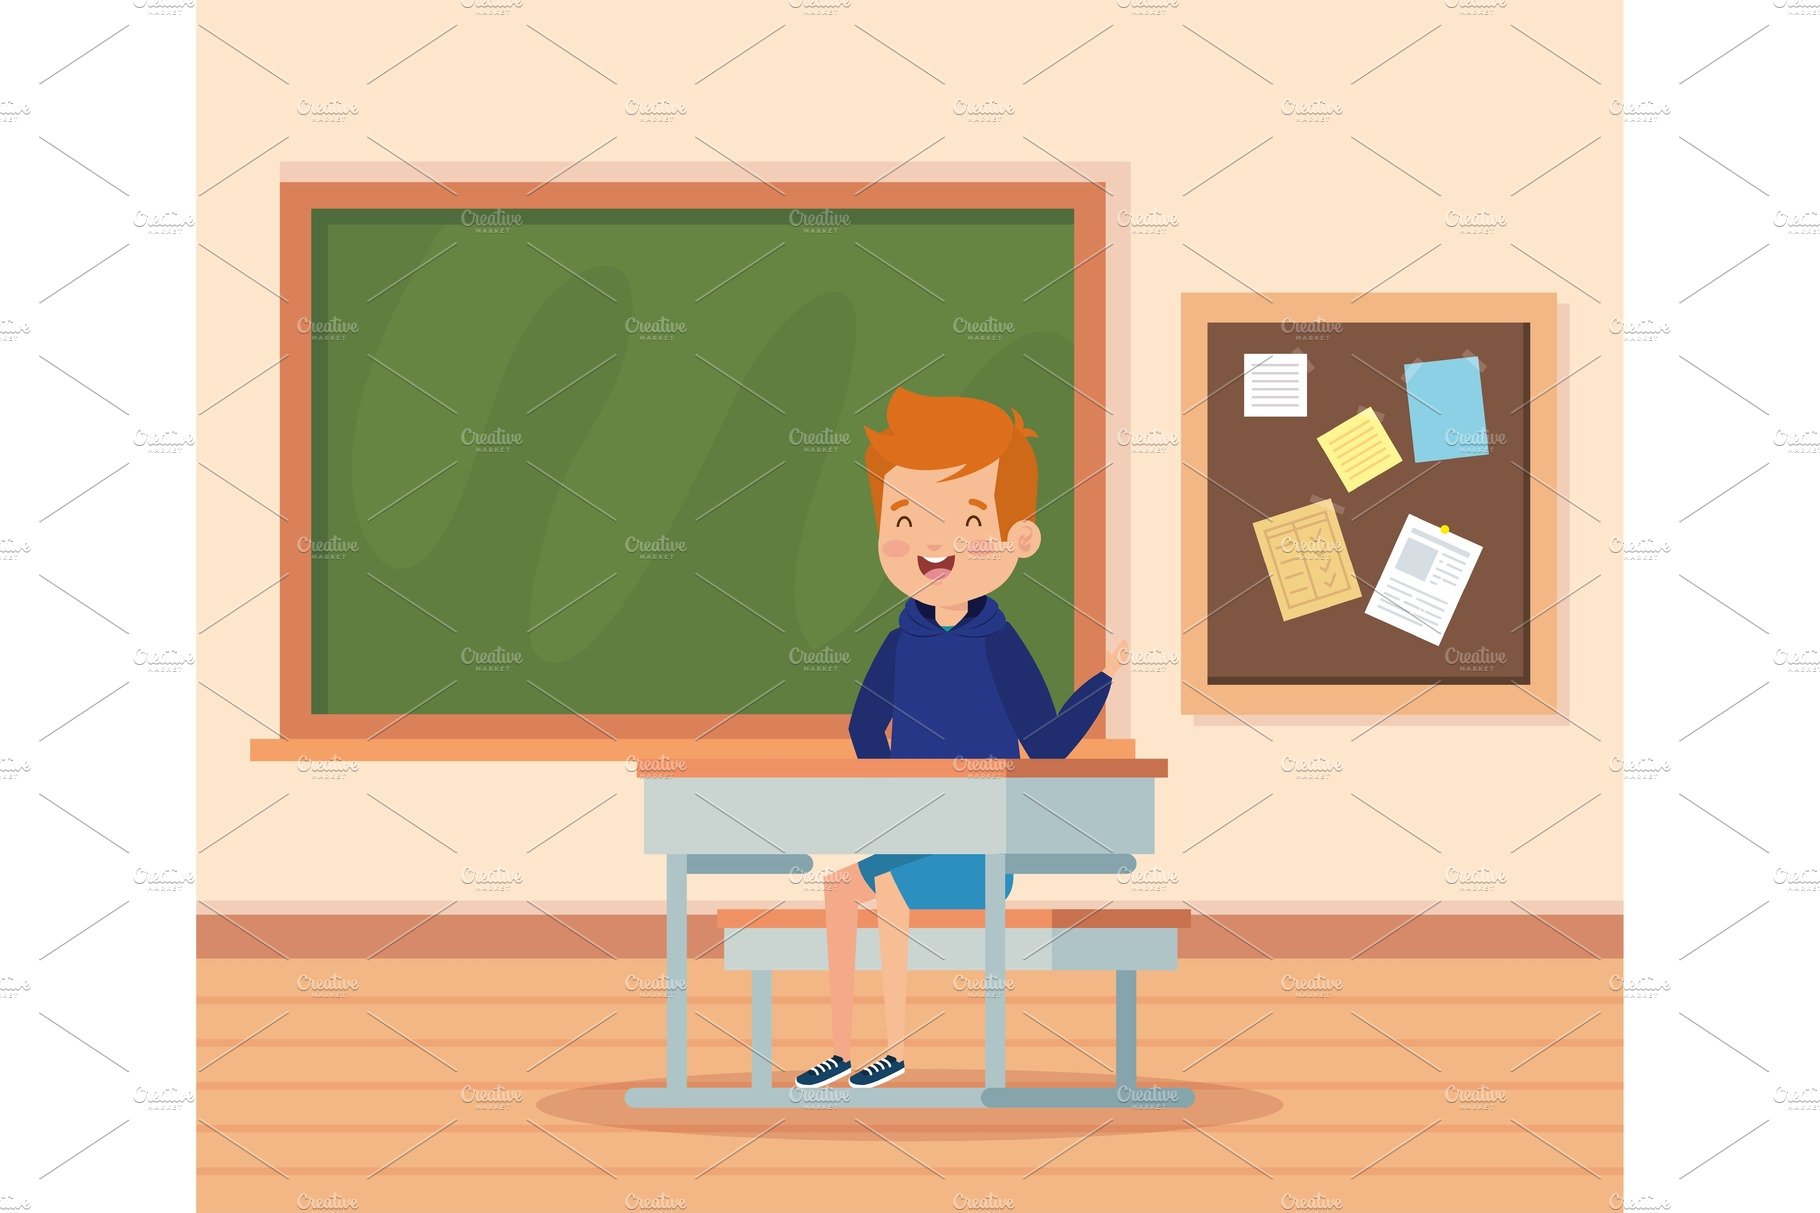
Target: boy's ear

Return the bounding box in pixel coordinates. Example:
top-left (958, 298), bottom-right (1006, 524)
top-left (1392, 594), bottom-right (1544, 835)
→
top-left (1008, 519), bottom-right (1042, 558)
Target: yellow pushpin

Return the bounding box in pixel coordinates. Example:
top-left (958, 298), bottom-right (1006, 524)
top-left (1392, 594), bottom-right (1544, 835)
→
top-left (1439, 524), bottom-right (1450, 534)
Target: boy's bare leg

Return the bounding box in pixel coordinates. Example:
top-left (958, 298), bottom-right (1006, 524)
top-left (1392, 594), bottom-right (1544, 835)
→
top-left (875, 872), bottom-right (910, 1055)
top-left (824, 864), bottom-right (866, 1059)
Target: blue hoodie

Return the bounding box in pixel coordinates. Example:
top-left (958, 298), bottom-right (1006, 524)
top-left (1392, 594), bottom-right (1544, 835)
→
top-left (849, 596), bottom-right (1111, 760)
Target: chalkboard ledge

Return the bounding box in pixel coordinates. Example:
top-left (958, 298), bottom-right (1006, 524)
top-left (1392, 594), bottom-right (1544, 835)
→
top-left (252, 738), bottom-right (1142, 764)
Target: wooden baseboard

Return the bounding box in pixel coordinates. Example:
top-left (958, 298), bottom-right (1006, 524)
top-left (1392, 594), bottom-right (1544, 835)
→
top-left (197, 903), bottom-right (1622, 959)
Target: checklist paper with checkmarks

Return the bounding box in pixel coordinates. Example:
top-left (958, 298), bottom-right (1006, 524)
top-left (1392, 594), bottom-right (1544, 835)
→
top-left (1252, 499), bottom-right (1362, 621)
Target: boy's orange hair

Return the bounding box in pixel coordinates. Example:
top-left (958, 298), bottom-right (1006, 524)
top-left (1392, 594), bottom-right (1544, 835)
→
top-left (864, 388), bottom-right (1038, 538)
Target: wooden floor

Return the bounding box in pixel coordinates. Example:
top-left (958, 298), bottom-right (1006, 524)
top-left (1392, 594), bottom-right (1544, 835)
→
top-left (199, 957), bottom-right (1621, 1211)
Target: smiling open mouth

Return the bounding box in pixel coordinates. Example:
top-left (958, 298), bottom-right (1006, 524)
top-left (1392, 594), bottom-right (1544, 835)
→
top-left (916, 555), bottom-right (956, 581)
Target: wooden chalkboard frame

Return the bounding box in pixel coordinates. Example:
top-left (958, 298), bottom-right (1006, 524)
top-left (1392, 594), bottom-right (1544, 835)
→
top-left (1180, 293), bottom-right (1562, 719)
top-left (274, 176), bottom-right (1109, 747)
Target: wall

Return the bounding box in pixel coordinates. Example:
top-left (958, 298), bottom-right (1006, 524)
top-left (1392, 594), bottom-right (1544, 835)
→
top-left (199, 0), bottom-right (1621, 910)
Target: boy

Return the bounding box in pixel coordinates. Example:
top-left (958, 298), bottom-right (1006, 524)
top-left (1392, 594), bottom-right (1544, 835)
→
top-left (794, 388), bottom-right (1121, 1090)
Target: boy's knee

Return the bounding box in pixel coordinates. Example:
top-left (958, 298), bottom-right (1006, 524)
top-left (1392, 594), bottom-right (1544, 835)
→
top-left (874, 872), bottom-right (908, 913)
top-left (825, 864), bottom-right (868, 904)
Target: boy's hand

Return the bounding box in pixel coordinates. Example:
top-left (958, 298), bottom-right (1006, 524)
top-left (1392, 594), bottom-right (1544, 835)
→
top-left (1104, 639), bottom-right (1127, 677)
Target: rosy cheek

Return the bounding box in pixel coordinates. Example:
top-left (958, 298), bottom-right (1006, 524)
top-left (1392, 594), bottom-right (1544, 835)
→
top-left (881, 538), bottom-right (910, 558)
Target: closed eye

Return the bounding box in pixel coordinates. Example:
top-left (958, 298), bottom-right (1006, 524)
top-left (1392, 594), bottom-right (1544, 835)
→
top-left (965, 515), bottom-right (983, 527)
top-left (895, 515), bottom-right (912, 528)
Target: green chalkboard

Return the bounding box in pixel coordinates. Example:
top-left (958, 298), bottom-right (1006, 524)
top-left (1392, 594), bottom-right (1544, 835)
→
top-left (309, 208), bottom-right (1078, 716)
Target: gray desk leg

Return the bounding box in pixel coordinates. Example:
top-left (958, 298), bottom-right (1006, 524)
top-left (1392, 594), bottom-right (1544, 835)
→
top-left (665, 854), bottom-right (688, 1090)
top-left (1115, 969), bottom-right (1137, 1091)
top-left (750, 971), bottom-right (773, 1089)
top-left (984, 851), bottom-right (1007, 1088)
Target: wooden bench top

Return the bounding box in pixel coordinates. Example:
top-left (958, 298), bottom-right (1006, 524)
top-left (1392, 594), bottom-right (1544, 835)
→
top-left (717, 907), bottom-right (1191, 930)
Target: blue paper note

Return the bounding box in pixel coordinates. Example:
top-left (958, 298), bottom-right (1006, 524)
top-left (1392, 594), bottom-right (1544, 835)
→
top-left (1404, 356), bottom-right (1488, 463)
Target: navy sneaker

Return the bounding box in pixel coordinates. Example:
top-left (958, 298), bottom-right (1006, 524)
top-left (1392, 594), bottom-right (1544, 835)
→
top-left (849, 1055), bottom-right (906, 1088)
top-left (795, 1055), bottom-right (851, 1088)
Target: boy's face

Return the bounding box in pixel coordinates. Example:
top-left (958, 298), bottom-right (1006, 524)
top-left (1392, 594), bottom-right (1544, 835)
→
top-left (875, 460), bottom-right (1041, 609)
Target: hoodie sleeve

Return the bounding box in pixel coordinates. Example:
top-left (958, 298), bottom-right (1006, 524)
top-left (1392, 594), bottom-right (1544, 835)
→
top-left (849, 630), bottom-right (900, 758)
top-left (984, 625), bottom-right (1112, 759)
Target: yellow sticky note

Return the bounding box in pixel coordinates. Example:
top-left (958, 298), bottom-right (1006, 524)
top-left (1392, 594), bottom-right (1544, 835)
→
top-left (1317, 408), bottom-right (1404, 492)
top-left (1253, 499), bottom-right (1362, 622)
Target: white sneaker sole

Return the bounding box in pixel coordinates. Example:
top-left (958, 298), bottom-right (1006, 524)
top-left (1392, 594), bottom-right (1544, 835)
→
top-left (795, 1071), bottom-right (850, 1089)
top-left (850, 1067), bottom-right (904, 1089)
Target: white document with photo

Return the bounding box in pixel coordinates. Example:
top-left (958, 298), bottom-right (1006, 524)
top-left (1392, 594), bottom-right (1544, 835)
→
top-left (1242, 352), bottom-right (1308, 417)
top-left (1364, 515), bottom-right (1482, 645)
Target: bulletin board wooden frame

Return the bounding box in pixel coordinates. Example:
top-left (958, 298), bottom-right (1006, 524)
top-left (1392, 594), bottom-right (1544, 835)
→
top-left (1180, 293), bottom-right (1562, 719)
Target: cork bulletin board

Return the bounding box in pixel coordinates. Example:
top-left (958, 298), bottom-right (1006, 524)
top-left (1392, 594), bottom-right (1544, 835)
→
top-left (1181, 294), bottom-right (1561, 717)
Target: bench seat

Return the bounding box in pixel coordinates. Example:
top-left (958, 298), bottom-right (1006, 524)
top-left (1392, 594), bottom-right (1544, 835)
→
top-left (687, 896), bottom-right (1186, 1092)
top-left (712, 905), bottom-right (1189, 1097)
top-left (714, 906), bottom-right (1188, 973)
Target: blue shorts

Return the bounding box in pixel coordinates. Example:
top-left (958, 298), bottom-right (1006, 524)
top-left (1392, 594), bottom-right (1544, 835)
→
top-left (857, 854), bottom-right (1014, 911)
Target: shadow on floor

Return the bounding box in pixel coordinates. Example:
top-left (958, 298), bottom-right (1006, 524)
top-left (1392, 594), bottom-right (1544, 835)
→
top-left (537, 1070), bottom-right (1283, 1140)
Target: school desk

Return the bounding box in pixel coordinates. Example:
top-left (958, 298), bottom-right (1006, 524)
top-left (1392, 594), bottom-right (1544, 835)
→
top-left (623, 758), bottom-right (1192, 1110)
